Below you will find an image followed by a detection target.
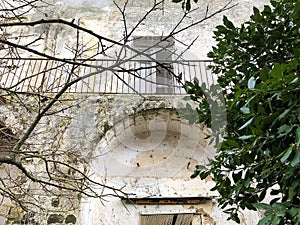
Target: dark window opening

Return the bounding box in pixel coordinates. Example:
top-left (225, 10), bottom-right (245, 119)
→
top-left (133, 36), bottom-right (175, 94)
top-left (156, 63), bottom-right (174, 94)
top-left (140, 213), bottom-right (193, 225)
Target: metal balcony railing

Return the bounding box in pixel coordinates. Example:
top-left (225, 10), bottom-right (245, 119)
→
top-left (0, 58), bottom-right (217, 94)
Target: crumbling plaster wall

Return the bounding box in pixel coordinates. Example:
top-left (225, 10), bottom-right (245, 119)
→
top-left (1, 94), bottom-right (261, 225)
top-left (65, 94), bottom-right (263, 225)
top-left (62, 94), bottom-right (261, 225)
top-left (11, 0), bottom-right (270, 59)
top-left (67, 94), bottom-right (219, 224)
top-left (1, 0), bottom-right (270, 224)
top-left (48, 95), bottom-right (257, 225)
top-left (0, 95), bottom-right (82, 225)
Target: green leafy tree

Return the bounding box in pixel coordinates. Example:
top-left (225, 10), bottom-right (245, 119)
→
top-left (184, 0), bottom-right (300, 224)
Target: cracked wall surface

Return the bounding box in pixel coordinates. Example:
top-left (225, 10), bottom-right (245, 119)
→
top-left (0, 94), bottom-right (262, 225)
top-left (1, 0), bottom-right (269, 224)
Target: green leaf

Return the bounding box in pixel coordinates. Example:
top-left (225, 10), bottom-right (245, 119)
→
top-left (271, 215), bottom-right (281, 225)
top-left (290, 77), bottom-right (298, 84)
top-left (261, 168), bottom-right (271, 179)
top-left (270, 198), bottom-right (281, 205)
top-left (270, 189), bottom-right (280, 195)
top-left (258, 215), bottom-right (272, 225)
top-left (185, 0), bottom-right (191, 11)
top-left (288, 207), bottom-right (300, 222)
top-left (253, 203), bottom-right (272, 210)
top-left (296, 127), bottom-right (300, 147)
top-left (259, 189), bottom-right (267, 201)
top-left (183, 96), bottom-right (192, 100)
top-left (230, 213), bottom-right (240, 223)
top-left (238, 135), bottom-right (253, 140)
top-left (271, 63), bottom-right (284, 78)
top-left (223, 16), bottom-right (235, 29)
top-left (238, 117), bottom-right (254, 130)
top-left (260, 66), bottom-right (269, 81)
top-left (190, 173), bottom-right (198, 178)
top-left (253, 7), bottom-right (260, 16)
top-left (195, 165), bottom-right (206, 170)
top-left (273, 205), bottom-right (287, 217)
top-left (240, 107), bottom-right (250, 114)
top-left (277, 124), bottom-right (293, 136)
top-left (280, 147), bottom-right (292, 163)
top-left (244, 178), bottom-right (251, 188)
top-left (278, 109), bottom-right (290, 120)
top-left (288, 182), bottom-right (297, 199)
top-left (295, 1), bottom-right (300, 13)
top-left (232, 171), bottom-right (242, 183)
top-left (291, 148), bottom-right (300, 167)
top-left (248, 77), bottom-right (256, 90)
top-left (200, 171), bottom-right (210, 179)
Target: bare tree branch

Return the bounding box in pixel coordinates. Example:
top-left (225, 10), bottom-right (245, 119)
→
top-left (0, 0), bottom-right (236, 214)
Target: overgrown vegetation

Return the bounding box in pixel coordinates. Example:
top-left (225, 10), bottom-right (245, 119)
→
top-left (185, 0), bottom-right (300, 224)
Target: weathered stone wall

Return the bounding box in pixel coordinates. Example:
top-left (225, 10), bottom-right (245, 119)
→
top-left (2, 0), bottom-right (269, 59)
top-left (0, 94), bottom-right (261, 225)
top-left (0, 95), bottom-right (81, 225)
top-left (1, 0), bottom-right (270, 224)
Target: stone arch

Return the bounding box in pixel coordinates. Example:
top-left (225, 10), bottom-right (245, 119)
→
top-left (92, 108), bottom-right (215, 178)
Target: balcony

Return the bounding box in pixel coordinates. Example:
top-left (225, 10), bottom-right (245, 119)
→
top-left (0, 58), bottom-right (216, 95)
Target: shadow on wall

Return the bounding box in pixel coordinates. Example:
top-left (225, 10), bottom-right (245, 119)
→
top-left (92, 108), bottom-right (214, 179)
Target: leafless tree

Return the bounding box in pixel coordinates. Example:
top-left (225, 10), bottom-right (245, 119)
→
top-left (0, 0), bottom-right (235, 215)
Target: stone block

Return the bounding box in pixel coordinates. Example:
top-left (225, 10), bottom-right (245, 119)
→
top-left (65, 214), bottom-right (77, 224)
top-left (47, 214), bottom-right (64, 224)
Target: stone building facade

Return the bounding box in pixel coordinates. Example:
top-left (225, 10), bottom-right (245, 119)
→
top-left (0, 0), bottom-right (269, 224)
